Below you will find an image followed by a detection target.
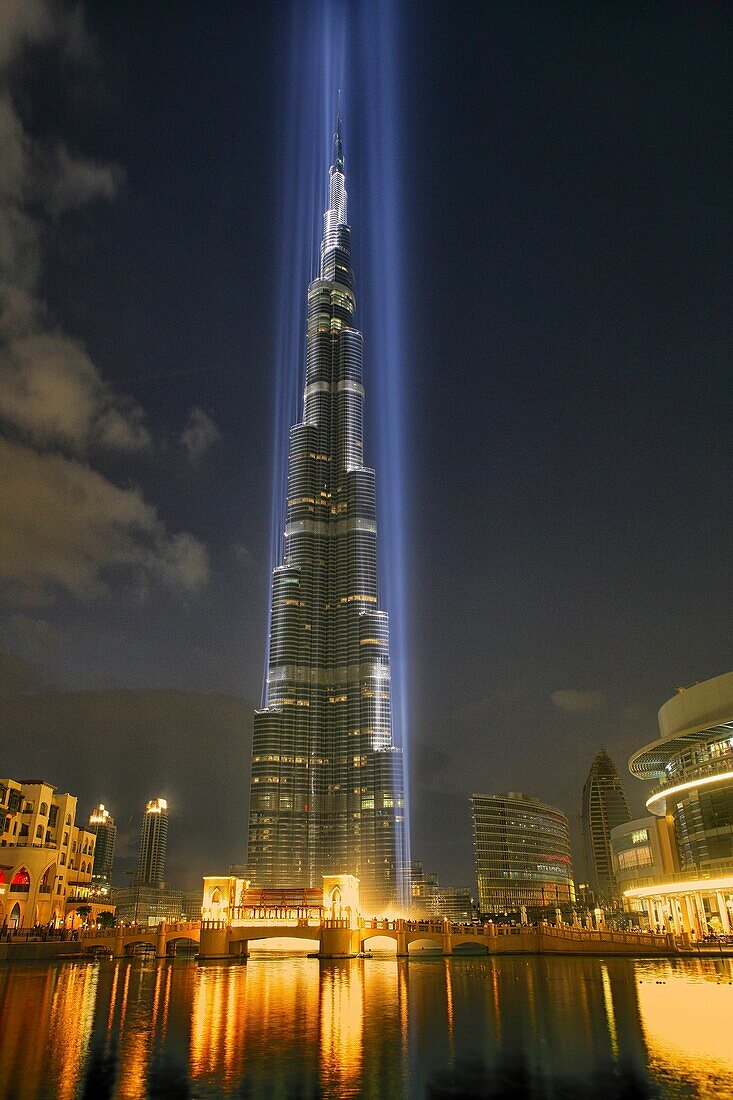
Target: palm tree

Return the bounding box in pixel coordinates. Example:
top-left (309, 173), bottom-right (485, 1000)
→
top-left (75, 905), bottom-right (92, 928)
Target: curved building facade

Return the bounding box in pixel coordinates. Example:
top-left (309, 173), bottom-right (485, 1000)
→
top-left (625, 671), bottom-right (733, 934)
top-left (470, 792), bottom-right (575, 917)
top-left (246, 114), bottom-right (408, 912)
top-left (581, 749), bottom-right (631, 903)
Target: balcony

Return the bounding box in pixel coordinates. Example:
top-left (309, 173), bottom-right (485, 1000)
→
top-left (646, 756), bottom-right (733, 813)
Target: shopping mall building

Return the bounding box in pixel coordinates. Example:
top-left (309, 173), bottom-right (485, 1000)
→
top-left (615, 670), bottom-right (733, 936)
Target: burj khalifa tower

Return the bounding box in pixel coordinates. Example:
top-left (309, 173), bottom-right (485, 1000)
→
top-left (246, 110), bottom-right (409, 913)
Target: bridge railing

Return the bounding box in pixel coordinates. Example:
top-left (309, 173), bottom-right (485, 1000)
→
top-left (229, 906), bottom-right (324, 923)
top-left (80, 920), bottom-right (201, 941)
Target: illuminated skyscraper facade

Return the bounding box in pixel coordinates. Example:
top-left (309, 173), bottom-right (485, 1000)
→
top-left (246, 114), bottom-right (408, 912)
top-left (581, 749), bottom-right (631, 903)
top-left (137, 798), bottom-right (168, 887)
top-left (87, 803), bottom-right (116, 886)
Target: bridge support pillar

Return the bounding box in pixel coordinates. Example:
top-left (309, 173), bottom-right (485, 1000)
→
top-left (318, 927), bottom-right (359, 958)
top-left (113, 926), bottom-right (125, 959)
top-left (395, 932), bottom-right (408, 957)
top-left (441, 934), bottom-right (453, 956)
top-left (198, 924), bottom-right (231, 960)
top-left (156, 922), bottom-right (167, 959)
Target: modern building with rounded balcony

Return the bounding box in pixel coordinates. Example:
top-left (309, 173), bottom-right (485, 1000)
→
top-left (624, 670), bottom-right (733, 936)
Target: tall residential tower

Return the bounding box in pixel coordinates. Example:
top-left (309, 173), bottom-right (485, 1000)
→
top-left (137, 798), bottom-right (168, 887)
top-left (246, 112), bottom-right (408, 912)
top-left (87, 803), bottom-right (116, 887)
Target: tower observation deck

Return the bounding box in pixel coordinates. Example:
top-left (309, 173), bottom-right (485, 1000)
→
top-left (246, 110), bottom-right (409, 913)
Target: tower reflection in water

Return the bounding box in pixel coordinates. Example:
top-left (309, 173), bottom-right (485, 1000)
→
top-left (0, 956), bottom-right (732, 1098)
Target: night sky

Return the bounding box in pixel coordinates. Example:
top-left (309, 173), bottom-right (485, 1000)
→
top-left (1, 1), bottom-right (731, 891)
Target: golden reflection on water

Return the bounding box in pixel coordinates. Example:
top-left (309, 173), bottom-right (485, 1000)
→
top-left (0, 954), bottom-right (732, 1098)
top-left (636, 959), bottom-right (733, 1098)
top-left (319, 960), bottom-right (364, 1090)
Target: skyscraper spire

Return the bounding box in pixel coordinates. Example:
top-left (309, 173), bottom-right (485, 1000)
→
top-left (333, 90), bottom-right (344, 174)
top-left (246, 109), bottom-right (409, 913)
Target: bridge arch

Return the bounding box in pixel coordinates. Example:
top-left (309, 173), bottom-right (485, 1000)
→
top-left (123, 937), bottom-right (158, 954)
top-left (360, 930), bottom-right (398, 948)
top-left (450, 938), bottom-right (489, 954)
top-left (405, 935), bottom-right (443, 953)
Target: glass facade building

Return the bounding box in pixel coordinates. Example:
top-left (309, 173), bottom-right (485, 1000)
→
top-left (471, 792), bottom-right (575, 917)
top-left (629, 672), bottom-right (733, 877)
top-left (87, 803), bottom-right (116, 887)
top-left (581, 749), bottom-right (631, 903)
top-left (623, 671), bottom-right (733, 935)
top-left (137, 798), bottom-right (168, 887)
top-left (246, 114), bottom-right (408, 913)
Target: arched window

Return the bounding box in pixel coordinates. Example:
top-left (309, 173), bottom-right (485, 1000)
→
top-left (72, 842), bottom-right (76, 853)
top-left (36, 825), bottom-right (43, 839)
top-left (10, 868), bottom-right (30, 893)
top-left (40, 803), bottom-right (48, 816)
top-left (65, 815), bottom-right (71, 826)
top-left (9, 903), bottom-right (21, 929)
top-left (212, 888), bottom-right (222, 904)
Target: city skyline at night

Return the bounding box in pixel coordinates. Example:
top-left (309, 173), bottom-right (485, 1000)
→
top-left (0, 1), bottom-right (730, 897)
top-left (1, 4), bottom-right (732, 1096)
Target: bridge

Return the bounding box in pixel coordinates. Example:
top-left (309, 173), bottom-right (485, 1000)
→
top-left (79, 916), bottom-right (675, 960)
top-left (78, 873), bottom-right (681, 959)
top-left (80, 921), bottom-right (201, 958)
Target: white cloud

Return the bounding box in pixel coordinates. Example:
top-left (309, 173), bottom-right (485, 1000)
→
top-left (180, 406), bottom-right (221, 460)
top-left (0, 437), bottom-right (208, 602)
top-left (551, 689), bottom-right (608, 714)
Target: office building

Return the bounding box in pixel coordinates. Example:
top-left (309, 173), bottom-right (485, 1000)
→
top-left (624, 671), bottom-right (733, 935)
top-left (581, 749), bottom-right (631, 903)
top-left (87, 803), bottom-right (117, 887)
top-left (137, 798), bottom-right (168, 886)
top-left (471, 792), bottom-right (575, 917)
top-left (246, 109), bottom-right (408, 912)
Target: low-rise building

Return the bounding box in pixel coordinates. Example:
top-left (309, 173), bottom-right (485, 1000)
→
top-left (111, 884), bottom-right (201, 926)
top-left (0, 778), bottom-right (113, 930)
top-left (410, 860), bottom-right (475, 920)
top-left (610, 816), bottom-right (677, 923)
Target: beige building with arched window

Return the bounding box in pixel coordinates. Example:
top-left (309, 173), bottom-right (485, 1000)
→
top-left (0, 778), bottom-right (109, 930)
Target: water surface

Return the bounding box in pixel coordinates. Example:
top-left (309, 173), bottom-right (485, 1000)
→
top-left (1, 953), bottom-right (731, 1098)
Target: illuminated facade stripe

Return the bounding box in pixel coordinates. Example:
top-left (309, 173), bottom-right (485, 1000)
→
top-left (646, 769), bottom-right (733, 815)
top-left (246, 112), bottom-right (408, 912)
top-left (624, 874), bottom-right (733, 899)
